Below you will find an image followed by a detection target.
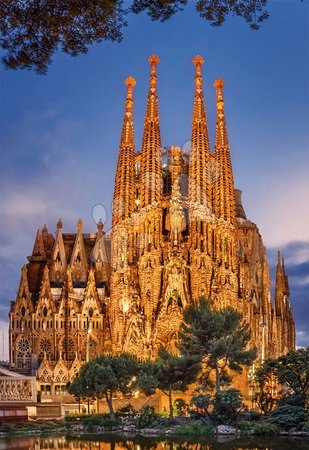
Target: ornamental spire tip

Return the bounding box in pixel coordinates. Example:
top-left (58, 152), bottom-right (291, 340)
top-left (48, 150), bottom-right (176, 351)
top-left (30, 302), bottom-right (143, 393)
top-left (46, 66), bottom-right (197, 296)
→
top-left (125, 76), bottom-right (136, 88)
top-left (214, 77), bottom-right (225, 90)
top-left (193, 55), bottom-right (204, 67)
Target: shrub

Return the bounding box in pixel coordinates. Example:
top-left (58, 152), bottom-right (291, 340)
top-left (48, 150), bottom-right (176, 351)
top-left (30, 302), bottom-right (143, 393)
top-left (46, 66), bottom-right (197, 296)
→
top-left (116, 403), bottom-right (137, 417)
top-left (174, 420), bottom-right (213, 435)
top-left (281, 392), bottom-right (307, 407)
top-left (79, 413), bottom-right (120, 430)
top-left (64, 413), bottom-right (86, 422)
top-left (0, 422), bottom-right (16, 433)
top-left (249, 410), bottom-right (261, 421)
top-left (270, 405), bottom-right (306, 429)
top-left (302, 422), bottom-right (309, 432)
top-left (212, 389), bottom-right (243, 425)
top-left (136, 406), bottom-right (157, 429)
top-left (238, 420), bottom-right (254, 431)
top-left (252, 423), bottom-right (279, 436)
top-left (173, 398), bottom-right (187, 416)
top-left (191, 393), bottom-right (211, 416)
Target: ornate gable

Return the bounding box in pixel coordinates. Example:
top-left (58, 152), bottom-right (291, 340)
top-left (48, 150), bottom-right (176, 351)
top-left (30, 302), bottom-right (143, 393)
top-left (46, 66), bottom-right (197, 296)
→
top-left (70, 219), bottom-right (88, 282)
top-left (53, 356), bottom-right (68, 383)
top-left (36, 265), bottom-right (56, 315)
top-left (51, 219), bottom-right (67, 282)
top-left (91, 220), bottom-right (110, 282)
top-left (37, 358), bottom-right (53, 383)
top-left (81, 268), bottom-right (101, 316)
top-left (69, 355), bottom-right (82, 381)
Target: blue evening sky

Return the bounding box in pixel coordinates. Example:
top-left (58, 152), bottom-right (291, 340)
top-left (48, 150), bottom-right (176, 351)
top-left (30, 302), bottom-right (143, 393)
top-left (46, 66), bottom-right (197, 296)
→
top-left (0, 0), bottom-right (308, 357)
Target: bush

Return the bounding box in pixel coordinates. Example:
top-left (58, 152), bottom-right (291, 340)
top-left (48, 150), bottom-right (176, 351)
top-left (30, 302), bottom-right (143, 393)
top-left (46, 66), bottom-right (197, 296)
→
top-left (79, 413), bottom-right (120, 430)
top-left (270, 405), bottom-right (306, 429)
top-left (173, 398), bottom-right (187, 416)
top-left (191, 393), bottom-right (211, 416)
top-left (281, 392), bottom-right (307, 407)
top-left (249, 410), bottom-right (261, 421)
top-left (116, 403), bottom-right (137, 417)
top-left (174, 420), bottom-right (213, 435)
top-left (238, 421), bottom-right (254, 431)
top-left (136, 406), bottom-right (157, 429)
top-left (0, 422), bottom-right (16, 433)
top-left (302, 422), bottom-right (309, 432)
top-left (212, 389), bottom-right (243, 425)
top-left (252, 423), bottom-right (279, 436)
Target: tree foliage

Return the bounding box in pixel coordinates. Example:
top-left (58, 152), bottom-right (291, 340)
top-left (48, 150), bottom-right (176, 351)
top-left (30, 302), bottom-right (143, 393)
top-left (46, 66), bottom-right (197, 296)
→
top-left (179, 297), bottom-right (256, 393)
top-left (0, 0), bottom-right (271, 74)
top-left (137, 347), bottom-right (199, 417)
top-left (69, 353), bottom-right (140, 419)
top-left (256, 347), bottom-right (309, 409)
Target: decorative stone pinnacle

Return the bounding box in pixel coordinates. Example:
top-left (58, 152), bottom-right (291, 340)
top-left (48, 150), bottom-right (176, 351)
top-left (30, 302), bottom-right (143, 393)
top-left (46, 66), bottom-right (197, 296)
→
top-left (214, 78), bottom-right (225, 90)
top-left (97, 218), bottom-right (104, 232)
top-left (148, 54), bottom-right (160, 66)
top-left (193, 55), bottom-right (204, 67)
top-left (57, 218), bottom-right (62, 230)
top-left (125, 76), bottom-right (136, 88)
top-left (77, 218), bottom-right (83, 232)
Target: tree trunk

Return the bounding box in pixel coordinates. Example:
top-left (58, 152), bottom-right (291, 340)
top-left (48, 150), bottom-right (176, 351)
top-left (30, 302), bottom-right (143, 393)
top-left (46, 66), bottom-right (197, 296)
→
top-left (105, 392), bottom-right (115, 420)
top-left (215, 365), bottom-right (220, 393)
top-left (168, 385), bottom-right (173, 418)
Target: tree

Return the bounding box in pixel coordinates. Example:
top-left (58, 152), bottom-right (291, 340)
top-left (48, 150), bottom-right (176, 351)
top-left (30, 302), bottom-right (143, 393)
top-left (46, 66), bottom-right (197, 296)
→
top-left (179, 297), bottom-right (256, 393)
top-left (67, 376), bottom-right (86, 413)
top-left (275, 347), bottom-right (309, 397)
top-left (0, 1), bottom-right (271, 74)
top-left (71, 353), bottom-right (140, 419)
top-left (256, 347), bottom-right (309, 408)
top-left (138, 347), bottom-right (199, 418)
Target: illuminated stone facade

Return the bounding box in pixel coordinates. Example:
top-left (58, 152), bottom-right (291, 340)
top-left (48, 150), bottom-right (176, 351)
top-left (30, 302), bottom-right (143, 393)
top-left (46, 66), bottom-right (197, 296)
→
top-left (9, 56), bottom-right (295, 392)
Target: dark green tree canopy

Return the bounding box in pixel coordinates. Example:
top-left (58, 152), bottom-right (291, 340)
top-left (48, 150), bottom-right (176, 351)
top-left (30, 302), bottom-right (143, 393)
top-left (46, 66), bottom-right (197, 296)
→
top-left (256, 347), bottom-right (309, 400)
top-left (137, 347), bottom-right (199, 417)
top-left (179, 297), bottom-right (256, 392)
top-left (0, 0), bottom-right (270, 74)
top-left (69, 353), bottom-right (140, 419)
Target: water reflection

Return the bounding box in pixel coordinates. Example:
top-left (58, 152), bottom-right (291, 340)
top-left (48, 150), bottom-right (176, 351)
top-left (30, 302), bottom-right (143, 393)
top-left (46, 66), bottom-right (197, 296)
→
top-left (0, 435), bottom-right (308, 450)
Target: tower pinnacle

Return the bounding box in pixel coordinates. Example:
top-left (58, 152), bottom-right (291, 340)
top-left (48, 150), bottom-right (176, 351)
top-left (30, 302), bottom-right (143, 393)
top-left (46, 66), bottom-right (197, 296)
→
top-left (214, 77), bottom-right (228, 146)
top-left (112, 76), bottom-right (136, 226)
top-left (193, 55), bottom-right (204, 90)
top-left (213, 77), bottom-right (236, 224)
top-left (189, 55), bottom-right (211, 207)
top-left (140, 55), bottom-right (162, 207)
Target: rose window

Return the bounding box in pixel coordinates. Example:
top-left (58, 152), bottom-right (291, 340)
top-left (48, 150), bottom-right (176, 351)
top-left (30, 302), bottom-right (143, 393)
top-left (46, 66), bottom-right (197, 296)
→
top-left (18, 339), bottom-right (30, 353)
top-left (60, 337), bottom-right (76, 360)
top-left (39, 338), bottom-right (52, 360)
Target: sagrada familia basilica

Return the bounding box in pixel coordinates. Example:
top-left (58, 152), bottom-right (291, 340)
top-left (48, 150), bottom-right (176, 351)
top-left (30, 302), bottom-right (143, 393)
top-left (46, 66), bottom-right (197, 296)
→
top-left (8, 55), bottom-right (295, 398)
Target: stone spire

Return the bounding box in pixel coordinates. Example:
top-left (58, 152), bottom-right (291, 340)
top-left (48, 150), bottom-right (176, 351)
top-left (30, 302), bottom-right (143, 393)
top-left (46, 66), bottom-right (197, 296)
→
top-left (189, 55), bottom-right (211, 208)
top-left (213, 78), bottom-right (236, 224)
top-left (140, 55), bottom-right (162, 207)
top-left (275, 250), bottom-right (286, 316)
top-left (112, 77), bottom-right (137, 227)
top-left (32, 228), bottom-right (46, 257)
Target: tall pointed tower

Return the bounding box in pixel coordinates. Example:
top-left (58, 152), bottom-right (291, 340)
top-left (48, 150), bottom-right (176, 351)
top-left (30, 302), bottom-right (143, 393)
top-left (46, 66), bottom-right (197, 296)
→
top-left (210, 78), bottom-right (239, 308)
top-left (139, 54), bottom-right (162, 207)
top-left (110, 77), bottom-right (138, 352)
top-left (189, 56), bottom-right (213, 300)
top-left (136, 55), bottom-right (163, 356)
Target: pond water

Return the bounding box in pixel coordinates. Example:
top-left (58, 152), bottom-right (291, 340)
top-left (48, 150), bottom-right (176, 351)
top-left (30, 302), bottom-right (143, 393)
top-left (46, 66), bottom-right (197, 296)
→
top-left (0, 434), bottom-right (309, 450)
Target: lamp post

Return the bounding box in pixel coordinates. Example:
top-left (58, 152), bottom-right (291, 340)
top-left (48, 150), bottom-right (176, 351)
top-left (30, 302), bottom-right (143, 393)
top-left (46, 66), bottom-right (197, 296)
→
top-left (260, 319), bottom-right (266, 363)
